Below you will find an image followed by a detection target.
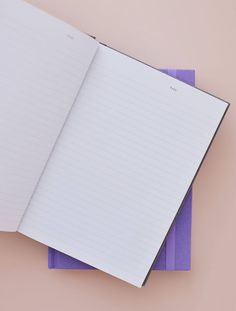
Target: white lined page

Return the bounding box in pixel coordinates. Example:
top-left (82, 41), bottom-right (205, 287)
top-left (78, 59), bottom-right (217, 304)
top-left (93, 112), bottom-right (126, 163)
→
top-left (19, 44), bottom-right (228, 286)
top-left (0, 0), bottom-right (98, 231)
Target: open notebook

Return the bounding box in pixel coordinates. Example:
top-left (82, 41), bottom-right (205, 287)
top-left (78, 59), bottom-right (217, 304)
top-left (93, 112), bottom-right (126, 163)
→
top-left (48, 69), bottom-right (194, 271)
top-left (0, 0), bottom-right (229, 287)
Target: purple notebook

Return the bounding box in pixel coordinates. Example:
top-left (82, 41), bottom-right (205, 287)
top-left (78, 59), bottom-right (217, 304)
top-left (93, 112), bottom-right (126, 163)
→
top-left (48, 69), bottom-right (195, 271)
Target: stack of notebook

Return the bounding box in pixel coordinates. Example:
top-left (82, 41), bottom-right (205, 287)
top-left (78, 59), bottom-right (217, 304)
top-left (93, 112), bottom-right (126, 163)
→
top-left (0, 0), bottom-right (229, 287)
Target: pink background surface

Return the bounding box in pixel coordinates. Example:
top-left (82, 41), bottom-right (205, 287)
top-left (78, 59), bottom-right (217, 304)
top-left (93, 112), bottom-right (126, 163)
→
top-left (0, 1), bottom-right (235, 310)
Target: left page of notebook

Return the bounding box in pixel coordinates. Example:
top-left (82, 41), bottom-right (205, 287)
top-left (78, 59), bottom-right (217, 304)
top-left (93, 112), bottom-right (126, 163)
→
top-left (0, 0), bottom-right (98, 231)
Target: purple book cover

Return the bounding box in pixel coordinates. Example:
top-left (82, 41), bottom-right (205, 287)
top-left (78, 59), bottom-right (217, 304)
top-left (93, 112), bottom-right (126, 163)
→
top-left (48, 69), bottom-right (194, 271)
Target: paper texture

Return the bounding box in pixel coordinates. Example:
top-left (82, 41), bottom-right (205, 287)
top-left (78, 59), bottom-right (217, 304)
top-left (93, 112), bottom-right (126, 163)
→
top-left (0, 0), bottom-right (98, 231)
top-left (48, 69), bottom-right (194, 271)
top-left (19, 44), bottom-right (228, 287)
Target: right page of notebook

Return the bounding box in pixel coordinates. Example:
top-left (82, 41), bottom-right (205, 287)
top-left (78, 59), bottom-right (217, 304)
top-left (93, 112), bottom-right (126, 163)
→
top-left (19, 44), bottom-right (228, 287)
